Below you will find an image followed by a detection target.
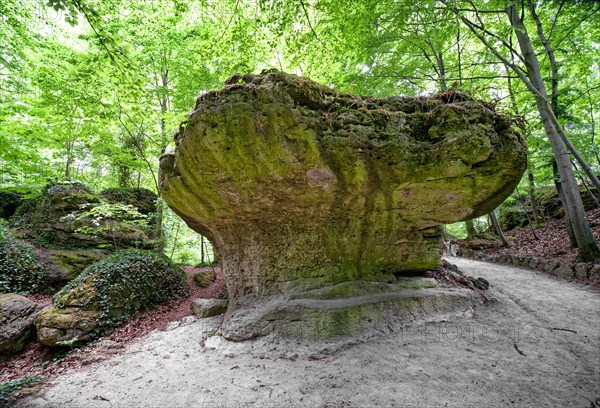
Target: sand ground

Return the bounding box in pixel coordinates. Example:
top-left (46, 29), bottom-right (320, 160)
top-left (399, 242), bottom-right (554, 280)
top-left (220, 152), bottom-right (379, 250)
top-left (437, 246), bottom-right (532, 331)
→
top-left (17, 257), bottom-right (600, 408)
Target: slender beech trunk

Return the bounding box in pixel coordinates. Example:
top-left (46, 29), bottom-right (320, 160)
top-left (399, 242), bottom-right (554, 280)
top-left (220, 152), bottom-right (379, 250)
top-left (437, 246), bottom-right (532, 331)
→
top-left (456, 25), bottom-right (463, 86)
top-left (507, 57), bottom-right (540, 226)
top-left (527, 0), bottom-right (600, 192)
top-left (507, 5), bottom-right (599, 261)
top-left (200, 236), bottom-right (205, 264)
top-left (155, 68), bottom-right (170, 248)
top-left (552, 160), bottom-right (577, 246)
top-left (489, 211), bottom-right (509, 248)
top-left (527, 169), bottom-right (540, 225)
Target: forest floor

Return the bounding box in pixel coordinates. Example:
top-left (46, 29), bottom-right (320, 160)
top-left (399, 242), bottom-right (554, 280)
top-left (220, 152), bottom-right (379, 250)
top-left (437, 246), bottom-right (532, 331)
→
top-left (12, 258), bottom-right (600, 408)
top-left (457, 208), bottom-right (600, 270)
top-left (0, 266), bottom-right (227, 386)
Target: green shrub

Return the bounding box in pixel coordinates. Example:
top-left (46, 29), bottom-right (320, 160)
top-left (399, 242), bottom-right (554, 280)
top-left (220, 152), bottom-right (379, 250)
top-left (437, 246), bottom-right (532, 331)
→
top-left (0, 190), bottom-right (24, 220)
top-left (0, 220), bottom-right (8, 241)
top-left (55, 249), bottom-right (188, 327)
top-left (0, 238), bottom-right (46, 294)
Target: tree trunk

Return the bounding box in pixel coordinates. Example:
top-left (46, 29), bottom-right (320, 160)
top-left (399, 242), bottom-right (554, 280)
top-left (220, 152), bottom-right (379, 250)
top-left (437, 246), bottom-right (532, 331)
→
top-left (200, 236), bottom-right (205, 264)
top-left (465, 219), bottom-right (476, 240)
top-left (507, 5), bottom-right (599, 261)
top-left (155, 197), bottom-right (164, 250)
top-left (489, 211), bottom-right (509, 248)
top-left (155, 68), bottom-right (170, 249)
top-left (552, 159), bottom-right (577, 247)
top-left (527, 167), bottom-right (541, 225)
top-left (527, 0), bottom-right (600, 192)
top-left (64, 140), bottom-right (73, 179)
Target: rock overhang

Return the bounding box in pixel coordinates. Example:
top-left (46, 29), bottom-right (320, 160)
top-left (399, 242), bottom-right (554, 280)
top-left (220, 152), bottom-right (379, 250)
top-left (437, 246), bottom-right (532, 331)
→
top-left (159, 70), bottom-right (527, 340)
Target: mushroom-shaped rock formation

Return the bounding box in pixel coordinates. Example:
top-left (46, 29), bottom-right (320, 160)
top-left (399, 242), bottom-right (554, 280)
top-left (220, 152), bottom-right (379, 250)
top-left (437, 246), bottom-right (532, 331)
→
top-left (160, 71), bottom-right (527, 340)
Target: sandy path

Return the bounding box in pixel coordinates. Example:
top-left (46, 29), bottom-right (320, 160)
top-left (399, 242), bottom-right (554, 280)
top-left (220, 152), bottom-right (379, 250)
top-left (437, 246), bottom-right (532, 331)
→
top-left (18, 258), bottom-right (600, 408)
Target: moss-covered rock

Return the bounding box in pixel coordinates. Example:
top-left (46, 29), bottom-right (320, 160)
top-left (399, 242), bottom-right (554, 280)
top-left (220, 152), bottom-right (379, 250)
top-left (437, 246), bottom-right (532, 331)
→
top-left (100, 188), bottom-right (157, 217)
top-left (11, 182), bottom-right (154, 250)
top-left (42, 249), bottom-right (107, 291)
top-left (35, 249), bottom-right (188, 346)
top-left (193, 270), bottom-right (216, 288)
top-left (0, 239), bottom-right (46, 294)
top-left (159, 71), bottom-right (527, 339)
top-left (0, 294), bottom-right (43, 354)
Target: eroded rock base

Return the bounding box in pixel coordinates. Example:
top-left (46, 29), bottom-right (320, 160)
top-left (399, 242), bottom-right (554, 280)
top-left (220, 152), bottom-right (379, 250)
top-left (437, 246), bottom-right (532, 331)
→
top-left (219, 278), bottom-right (477, 341)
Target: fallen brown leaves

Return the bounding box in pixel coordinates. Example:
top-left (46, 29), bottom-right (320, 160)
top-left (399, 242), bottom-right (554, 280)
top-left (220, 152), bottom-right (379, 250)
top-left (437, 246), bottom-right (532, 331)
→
top-left (470, 208), bottom-right (600, 267)
top-left (1, 265), bottom-right (226, 384)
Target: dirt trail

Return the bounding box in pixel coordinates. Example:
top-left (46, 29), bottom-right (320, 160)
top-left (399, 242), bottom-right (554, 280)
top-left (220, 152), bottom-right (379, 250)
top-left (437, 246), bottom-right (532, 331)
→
top-left (18, 258), bottom-right (600, 408)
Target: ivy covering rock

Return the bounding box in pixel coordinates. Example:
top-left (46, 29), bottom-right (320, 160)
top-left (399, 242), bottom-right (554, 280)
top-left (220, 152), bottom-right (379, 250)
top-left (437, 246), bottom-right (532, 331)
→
top-left (0, 238), bottom-right (46, 294)
top-left (35, 249), bottom-right (188, 346)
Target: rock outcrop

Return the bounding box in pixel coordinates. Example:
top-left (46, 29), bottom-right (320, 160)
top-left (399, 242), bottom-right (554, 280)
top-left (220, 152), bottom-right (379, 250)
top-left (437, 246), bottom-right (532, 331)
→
top-left (0, 294), bottom-right (43, 353)
top-left (39, 248), bottom-right (107, 292)
top-left (36, 249), bottom-right (188, 346)
top-left (11, 183), bottom-right (155, 250)
top-left (159, 71), bottom-right (527, 339)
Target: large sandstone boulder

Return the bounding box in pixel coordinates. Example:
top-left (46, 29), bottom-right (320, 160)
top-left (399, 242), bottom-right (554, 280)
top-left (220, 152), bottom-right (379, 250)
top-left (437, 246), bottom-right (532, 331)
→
top-left (36, 249), bottom-right (188, 346)
top-left (0, 294), bottom-right (43, 353)
top-left (159, 71), bottom-right (527, 340)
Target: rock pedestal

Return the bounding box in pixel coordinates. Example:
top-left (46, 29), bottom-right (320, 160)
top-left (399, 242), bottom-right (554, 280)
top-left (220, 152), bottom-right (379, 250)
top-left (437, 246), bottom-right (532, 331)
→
top-left (159, 71), bottom-right (527, 340)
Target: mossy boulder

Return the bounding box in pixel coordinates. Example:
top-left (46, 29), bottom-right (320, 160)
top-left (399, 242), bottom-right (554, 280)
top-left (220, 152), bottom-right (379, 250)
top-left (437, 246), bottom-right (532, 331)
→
top-left (159, 71), bottom-right (527, 339)
top-left (40, 249), bottom-right (107, 292)
top-left (0, 238), bottom-right (46, 294)
top-left (35, 249), bottom-right (188, 346)
top-left (0, 294), bottom-right (43, 354)
top-left (10, 182), bottom-right (154, 250)
top-left (193, 270), bottom-right (216, 288)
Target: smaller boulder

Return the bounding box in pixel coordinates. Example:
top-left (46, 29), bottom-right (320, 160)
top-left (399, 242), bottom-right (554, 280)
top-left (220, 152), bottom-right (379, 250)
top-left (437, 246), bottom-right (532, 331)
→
top-left (36, 308), bottom-right (100, 347)
top-left (589, 265), bottom-right (600, 281)
top-left (0, 294), bottom-right (43, 353)
top-left (193, 270), bottom-right (216, 288)
top-left (553, 264), bottom-right (574, 279)
top-left (467, 239), bottom-right (492, 250)
top-left (191, 298), bottom-right (228, 318)
top-left (466, 276), bottom-right (489, 291)
top-left (574, 263), bottom-right (587, 279)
